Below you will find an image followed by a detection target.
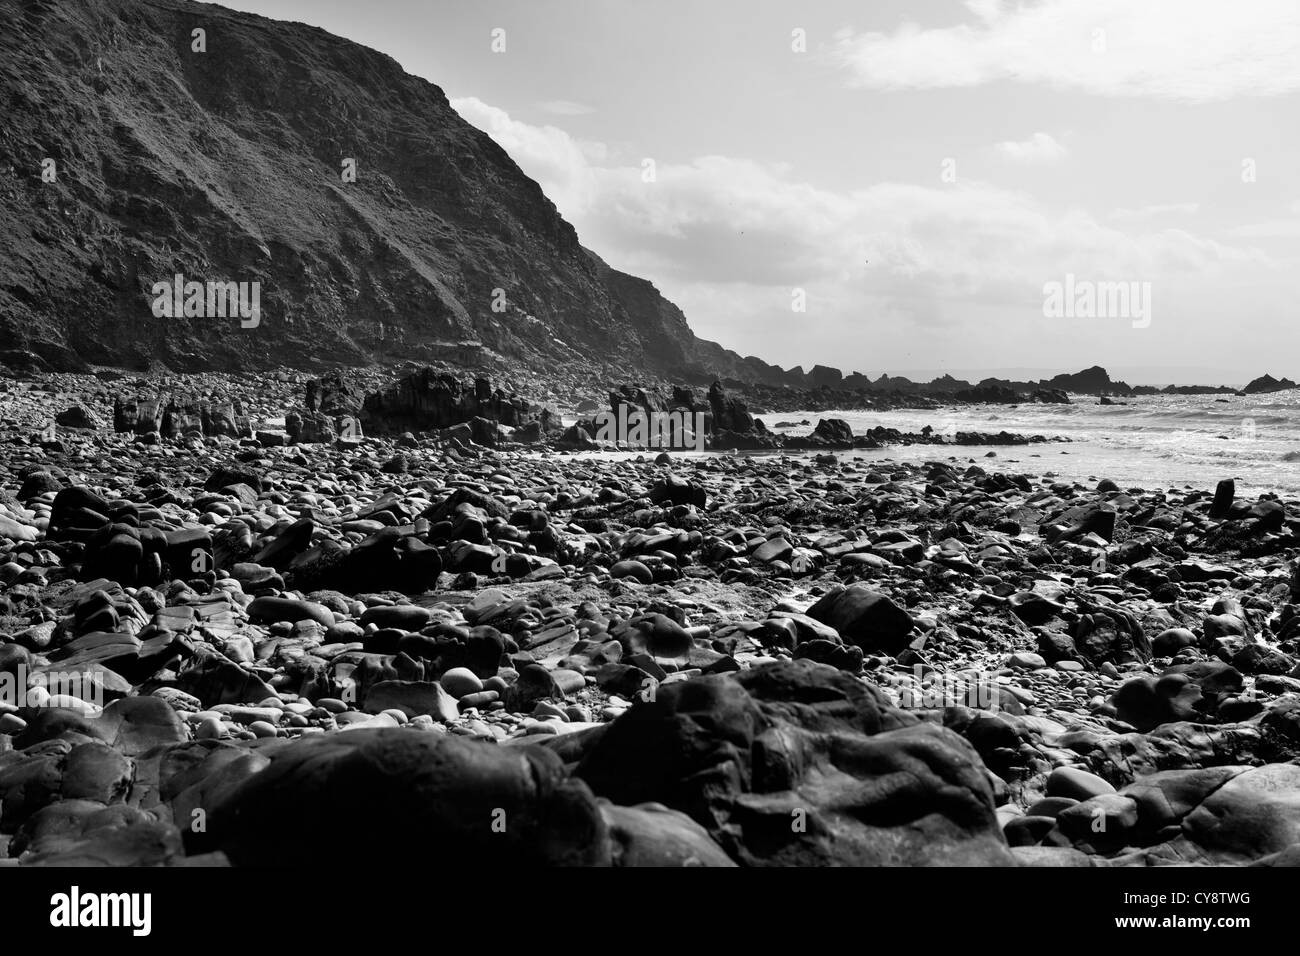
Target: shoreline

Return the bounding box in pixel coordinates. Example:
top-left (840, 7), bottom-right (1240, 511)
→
top-left (3, 378), bottom-right (1300, 866)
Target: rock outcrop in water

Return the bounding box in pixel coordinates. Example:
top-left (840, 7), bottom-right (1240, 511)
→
top-left (1244, 374), bottom-right (1299, 395)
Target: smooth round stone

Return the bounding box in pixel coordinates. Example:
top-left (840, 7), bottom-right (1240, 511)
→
top-left (483, 676), bottom-right (510, 695)
top-left (338, 715), bottom-right (377, 731)
top-left (524, 721), bottom-right (559, 735)
top-left (1046, 766), bottom-right (1116, 801)
top-left (532, 701), bottom-right (569, 721)
top-left (1007, 652), bottom-right (1047, 670)
top-left (551, 669), bottom-right (586, 696)
top-left (46, 694), bottom-right (102, 718)
top-left (24, 685), bottom-right (50, 708)
top-left (0, 713), bottom-right (28, 735)
top-left (195, 717), bottom-right (225, 740)
top-left (439, 667), bottom-right (483, 699)
top-left (325, 621), bottom-right (365, 643)
top-left (380, 708), bottom-right (409, 725)
top-left (247, 596), bottom-right (334, 627)
top-left (249, 721), bottom-right (279, 738)
top-left (1025, 796), bottom-right (1080, 819)
top-left (459, 690), bottom-right (499, 709)
top-left (316, 697), bottom-right (349, 714)
top-left (359, 605), bottom-right (432, 631)
top-left (610, 560), bottom-right (654, 584)
top-left (1056, 660), bottom-right (1085, 672)
top-left (1153, 627), bottom-right (1198, 656)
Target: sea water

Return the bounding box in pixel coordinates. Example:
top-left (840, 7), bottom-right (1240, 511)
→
top-left (755, 392), bottom-right (1300, 497)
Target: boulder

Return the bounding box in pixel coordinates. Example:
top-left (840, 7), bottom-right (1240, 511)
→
top-left (575, 660), bottom-right (1013, 866)
top-left (193, 728), bottom-right (609, 866)
top-left (805, 585), bottom-right (914, 655)
top-left (1182, 763), bottom-right (1300, 860)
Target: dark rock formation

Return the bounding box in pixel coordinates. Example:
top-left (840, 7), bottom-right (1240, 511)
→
top-left (113, 395), bottom-right (251, 439)
top-left (1244, 374), bottom-right (1298, 395)
top-left (956, 385), bottom-right (1023, 404)
top-left (1042, 365), bottom-right (1132, 395)
top-left (574, 660), bottom-right (1014, 866)
top-left (359, 369), bottom-right (555, 436)
top-left (193, 728), bottom-right (609, 867)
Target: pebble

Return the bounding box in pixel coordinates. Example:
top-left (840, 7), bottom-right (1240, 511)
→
top-left (195, 717), bottom-right (226, 740)
top-left (1046, 767), bottom-right (1116, 802)
top-left (249, 720), bottom-right (279, 738)
top-left (439, 667), bottom-right (483, 699)
top-left (0, 713), bottom-right (27, 735)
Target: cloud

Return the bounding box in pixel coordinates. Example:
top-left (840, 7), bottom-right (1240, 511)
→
top-left (831, 0), bottom-right (1300, 102)
top-left (995, 132), bottom-right (1068, 163)
top-left (538, 99), bottom-right (595, 116)
top-left (452, 96), bottom-right (1276, 347)
top-left (1228, 219), bottom-right (1300, 239)
top-left (1226, 199), bottom-right (1300, 239)
top-left (450, 96), bottom-right (606, 216)
top-left (1108, 203), bottom-right (1200, 222)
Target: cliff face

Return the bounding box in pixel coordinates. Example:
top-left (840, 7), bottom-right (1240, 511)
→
top-left (0, 0), bottom-right (766, 380)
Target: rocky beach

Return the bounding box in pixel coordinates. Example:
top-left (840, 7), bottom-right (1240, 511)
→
top-left (2, 0), bottom-right (1298, 898)
top-left (2, 367), bottom-right (1299, 868)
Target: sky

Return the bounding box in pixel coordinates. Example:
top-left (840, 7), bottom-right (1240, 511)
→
top-left (220, 0), bottom-right (1300, 384)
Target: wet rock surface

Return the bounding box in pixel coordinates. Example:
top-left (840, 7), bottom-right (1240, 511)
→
top-left (3, 371), bottom-right (1300, 867)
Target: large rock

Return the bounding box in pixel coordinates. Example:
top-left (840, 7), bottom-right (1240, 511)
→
top-left (1072, 606), bottom-right (1150, 666)
top-left (1182, 764), bottom-right (1300, 860)
top-left (361, 370), bottom-right (553, 436)
top-left (56, 403), bottom-right (104, 429)
top-left (363, 680), bottom-right (460, 721)
top-left (113, 395), bottom-right (250, 439)
top-left (805, 585), bottom-right (915, 655)
top-left (601, 802), bottom-right (736, 867)
top-left (95, 696), bottom-right (189, 756)
top-left (193, 728), bottom-right (609, 866)
top-left (574, 660), bottom-right (1013, 866)
top-left (11, 801), bottom-right (185, 866)
top-left (1119, 767), bottom-right (1248, 837)
top-left (707, 382), bottom-right (757, 434)
top-left (810, 418), bottom-right (853, 447)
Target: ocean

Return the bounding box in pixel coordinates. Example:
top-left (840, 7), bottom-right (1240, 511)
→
top-left (754, 392), bottom-right (1300, 497)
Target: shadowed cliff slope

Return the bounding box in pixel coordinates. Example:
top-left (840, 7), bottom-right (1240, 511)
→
top-left (0, 0), bottom-right (787, 382)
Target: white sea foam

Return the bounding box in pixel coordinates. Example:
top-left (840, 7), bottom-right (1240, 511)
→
top-left (754, 391), bottom-right (1300, 496)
